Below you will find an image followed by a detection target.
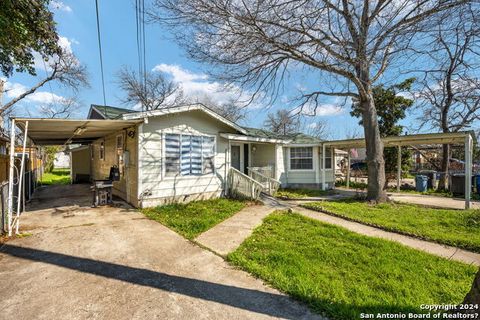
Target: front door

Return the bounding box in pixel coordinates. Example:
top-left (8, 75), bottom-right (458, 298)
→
top-left (231, 145), bottom-right (241, 171)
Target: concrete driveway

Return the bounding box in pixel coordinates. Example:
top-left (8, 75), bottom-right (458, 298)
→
top-left (0, 185), bottom-right (321, 320)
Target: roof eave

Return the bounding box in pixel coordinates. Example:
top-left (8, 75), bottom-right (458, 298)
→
top-left (122, 104), bottom-right (247, 135)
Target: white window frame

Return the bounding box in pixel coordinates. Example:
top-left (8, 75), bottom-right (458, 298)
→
top-left (162, 131), bottom-right (216, 179)
top-left (320, 147), bottom-right (333, 170)
top-left (289, 146), bottom-right (314, 171)
top-left (116, 134), bottom-right (124, 150)
top-left (99, 140), bottom-right (105, 161)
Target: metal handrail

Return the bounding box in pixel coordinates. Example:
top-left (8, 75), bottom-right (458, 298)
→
top-left (247, 167), bottom-right (281, 195)
top-left (227, 167), bottom-right (264, 200)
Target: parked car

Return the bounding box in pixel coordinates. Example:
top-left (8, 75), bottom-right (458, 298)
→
top-left (350, 162), bottom-right (367, 171)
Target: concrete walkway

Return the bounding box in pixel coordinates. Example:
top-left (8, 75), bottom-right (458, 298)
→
top-left (195, 194), bottom-right (480, 266)
top-left (335, 187), bottom-right (480, 210)
top-left (293, 205), bottom-right (480, 266)
top-left (265, 193), bottom-right (480, 266)
top-left (195, 205), bottom-right (276, 256)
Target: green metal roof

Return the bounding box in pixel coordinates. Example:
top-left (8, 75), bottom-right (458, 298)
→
top-left (242, 127), bottom-right (323, 144)
top-left (91, 104), bottom-right (135, 119)
top-left (88, 105), bottom-right (323, 144)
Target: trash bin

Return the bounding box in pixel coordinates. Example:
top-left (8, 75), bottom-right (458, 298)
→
top-left (476, 175), bottom-right (480, 196)
top-left (415, 175), bottom-right (428, 192)
top-left (450, 174), bottom-right (465, 195)
top-left (419, 170), bottom-right (437, 189)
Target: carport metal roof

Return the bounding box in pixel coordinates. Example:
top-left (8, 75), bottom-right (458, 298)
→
top-left (320, 130), bottom-right (476, 210)
top-left (13, 118), bottom-right (143, 145)
top-left (323, 131), bottom-right (474, 148)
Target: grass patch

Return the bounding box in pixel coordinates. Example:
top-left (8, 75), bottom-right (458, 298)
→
top-left (274, 188), bottom-right (333, 199)
top-left (302, 198), bottom-right (480, 252)
top-left (41, 168), bottom-right (70, 185)
top-left (335, 179), bottom-right (368, 190)
top-left (228, 211), bottom-right (476, 319)
top-left (142, 198), bottom-right (247, 239)
top-left (336, 179), bottom-right (480, 201)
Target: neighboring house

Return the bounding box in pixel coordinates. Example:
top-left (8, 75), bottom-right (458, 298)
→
top-left (74, 104), bottom-right (336, 207)
top-left (54, 151), bottom-right (70, 169)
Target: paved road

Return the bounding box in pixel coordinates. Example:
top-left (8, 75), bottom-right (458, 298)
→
top-left (0, 185), bottom-right (321, 320)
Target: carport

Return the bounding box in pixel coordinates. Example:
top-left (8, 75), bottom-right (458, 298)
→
top-left (7, 117), bottom-right (142, 236)
top-left (322, 131), bottom-right (475, 209)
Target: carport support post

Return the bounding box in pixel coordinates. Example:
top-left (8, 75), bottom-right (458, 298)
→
top-left (15, 121), bottom-right (28, 234)
top-left (465, 134), bottom-right (472, 210)
top-left (397, 145), bottom-right (401, 192)
top-left (7, 118), bottom-right (15, 236)
top-left (346, 150), bottom-right (350, 189)
top-left (322, 144), bottom-right (326, 191)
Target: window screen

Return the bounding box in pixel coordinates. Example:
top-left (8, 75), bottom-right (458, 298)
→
top-left (290, 147), bottom-right (313, 170)
top-left (165, 133), bottom-right (215, 176)
top-left (202, 136), bottom-right (215, 174)
top-left (165, 134), bottom-right (181, 177)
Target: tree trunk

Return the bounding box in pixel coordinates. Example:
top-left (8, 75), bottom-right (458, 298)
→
top-left (438, 144), bottom-right (450, 190)
top-left (361, 93), bottom-right (388, 203)
top-left (462, 268), bottom-right (480, 308)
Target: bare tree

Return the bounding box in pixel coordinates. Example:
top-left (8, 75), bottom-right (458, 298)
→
top-left (264, 109), bottom-right (301, 136)
top-left (38, 97), bottom-right (78, 119)
top-left (0, 51), bottom-right (88, 114)
top-left (193, 95), bottom-right (246, 123)
top-left (117, 66), bottom-right (184, 111)
top-left (415, 7), bottom-right (480, 189)
top-left (152, 0), bottom-right (474, 202)
top-left (304, 119), bottom-right (330, 139)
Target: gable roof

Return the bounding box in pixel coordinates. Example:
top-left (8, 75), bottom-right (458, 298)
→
top-left (242, 127), bottom-right (323, 145)
top-left (122, 104), bottom-right (248, 135)
top-left (88, 105), bottom-right (136, 120)
top-left (87, 103), bottom-right (323, 143)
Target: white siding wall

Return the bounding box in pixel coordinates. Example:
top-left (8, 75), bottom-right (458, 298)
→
top-left (282, 146), bottom-right (335, 188)
top-left (138, 110), bottom-right (235, 207)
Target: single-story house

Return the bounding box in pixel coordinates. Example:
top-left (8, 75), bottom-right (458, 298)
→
top-left (10, 104), bottom-right (475, 209)
top-left (84, 104), bottom-right (336, 207)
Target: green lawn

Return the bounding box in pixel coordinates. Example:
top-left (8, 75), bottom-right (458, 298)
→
top-left (142, 198), bottom-right (246, 239)
top-left (228, 211), bottom-right (476, 319)
top-left (336, 179), bottom-right (480, 200)
top-left (274, 188), bottom-right (334, 199)
top-left (335, 179), bottom-right (368, 189)
top-left (41, 168), bottom-right (70, 185)
top-left (302, 199), bottom-right (480, 252)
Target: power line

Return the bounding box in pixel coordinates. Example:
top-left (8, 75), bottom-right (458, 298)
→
top-left (142, 0), bottom-right (147, 97)
top-left (95, 0), bottom-right (107, 107)
top-left (135, 0), bottom-right (147, 112)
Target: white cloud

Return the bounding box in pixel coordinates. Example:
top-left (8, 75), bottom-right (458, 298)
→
top-left (4, 81), bottom-right (65, 105)
top-left (152, 63), bottom-right (250, 107)
top-left (153, 64), bottom-right (208, 83)
top-left (50, 1), bottom-right (72, 12)
top-left (32, 36), bottom-right (78, 72)
top-left (294, 102), bottom-right (344, 117)
top-left (58, 36), bottom-right (75, 53)
top-left (315, 104), bottom-right (344, 116)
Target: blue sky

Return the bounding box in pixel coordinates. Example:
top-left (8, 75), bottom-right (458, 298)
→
top-left (3, 0), bottom-right (429, 140)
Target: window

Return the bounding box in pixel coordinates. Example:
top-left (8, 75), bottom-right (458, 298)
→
top-left (290, 147), bottom-right (313, 170)
top-left (320, 147), bottom-right (332, 169)
top-left (116, 134), bottom-right (124, 150)
top-left (99, 141), bottom-right (105, 160)
top-left (165, 134), bottom-right (215, 177)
